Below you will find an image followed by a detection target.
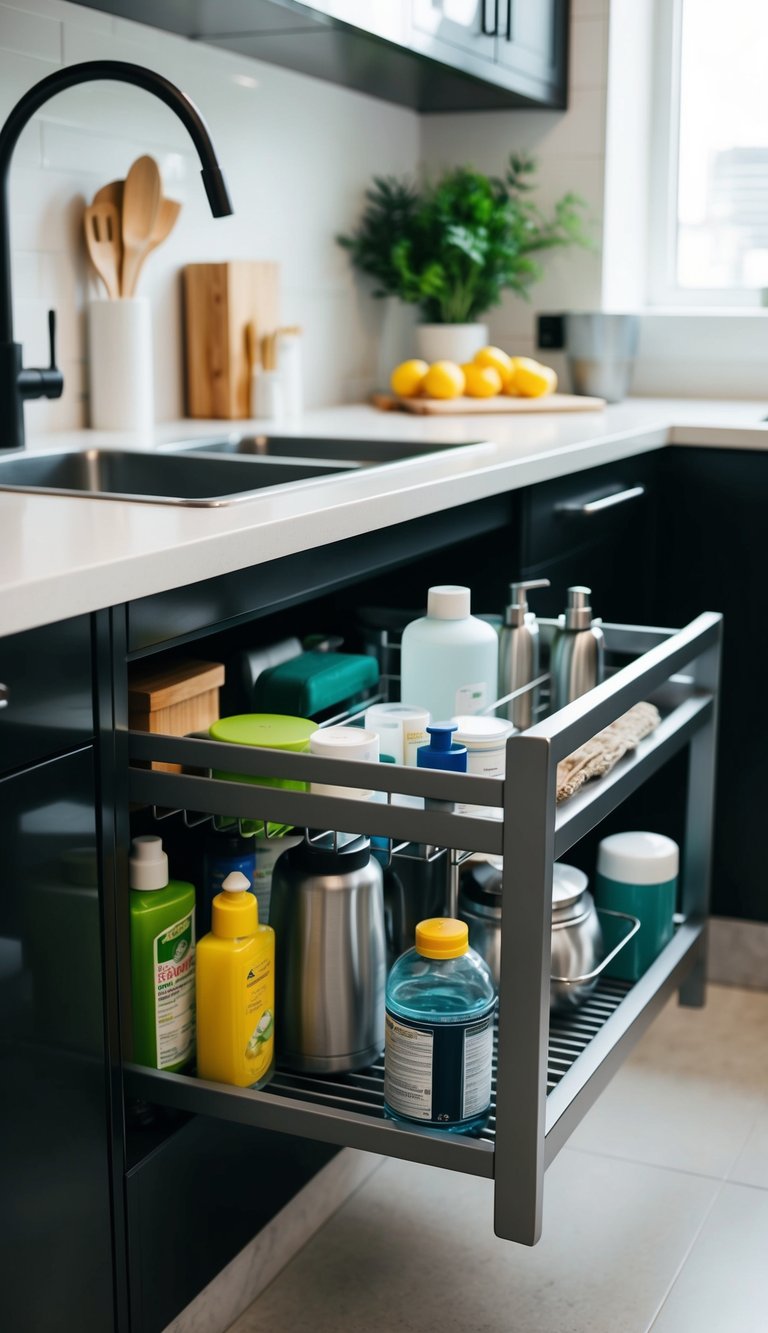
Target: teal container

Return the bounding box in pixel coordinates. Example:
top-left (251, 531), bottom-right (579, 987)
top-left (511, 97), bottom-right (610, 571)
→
top-left (595, 831), bottom-right (679, 981)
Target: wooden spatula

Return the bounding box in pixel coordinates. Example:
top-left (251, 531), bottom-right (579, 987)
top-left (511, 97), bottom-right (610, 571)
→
top-left (121, 154), bottom-right (161, 298)
top-left (128, 196), bottom-right (182, 294)
top-left (83, 200), bottom-right (121, 300)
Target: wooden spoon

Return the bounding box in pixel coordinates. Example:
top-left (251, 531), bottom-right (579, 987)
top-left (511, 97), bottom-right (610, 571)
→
top-left (83, 200), bottom-right (121, 300)
top-left (129, 196), bottom-right (182, 294)
top-left (121, 154), bottom-right (161, 298)
top-left (93, 178), bottom-right (124, 212)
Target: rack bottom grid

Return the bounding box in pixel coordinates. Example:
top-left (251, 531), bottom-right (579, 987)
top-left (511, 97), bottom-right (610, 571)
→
top-left (266, 978), bottom-right (633, 1144)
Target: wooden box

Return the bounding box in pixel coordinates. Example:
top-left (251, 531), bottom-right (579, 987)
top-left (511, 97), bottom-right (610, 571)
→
top-left (128, 659), bottom-right (225, 773)
top-left (183, 261), bottom-right (280, 419)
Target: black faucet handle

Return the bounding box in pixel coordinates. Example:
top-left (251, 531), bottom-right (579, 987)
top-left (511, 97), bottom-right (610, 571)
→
top-left (17, 307), bottom-right (64, 402)
top-left (47, 307), bottom-right (57, 370)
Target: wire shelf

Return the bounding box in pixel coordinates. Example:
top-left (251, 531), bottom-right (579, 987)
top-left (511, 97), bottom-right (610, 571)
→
top-left (265, 978), bottom-right (633, 1141)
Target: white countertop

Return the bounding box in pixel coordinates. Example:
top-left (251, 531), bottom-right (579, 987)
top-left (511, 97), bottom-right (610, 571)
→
top-left (2, 397), bottom-right (767, 637)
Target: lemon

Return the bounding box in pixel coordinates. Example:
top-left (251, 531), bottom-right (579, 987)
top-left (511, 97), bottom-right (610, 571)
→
top-left (474, 345), bottom-right (513, 378)
top-left (512, 357), bottom-right (558, 398)
top-left (462, 363), bottom-right (502, 398)
top-left (391, 359), bottom-right (429, 398)
top-left (423, 360), bottom-right (465, 400)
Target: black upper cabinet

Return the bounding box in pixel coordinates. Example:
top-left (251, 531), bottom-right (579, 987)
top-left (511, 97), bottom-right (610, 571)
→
top-left (75, 0), bottom-right (569, 111)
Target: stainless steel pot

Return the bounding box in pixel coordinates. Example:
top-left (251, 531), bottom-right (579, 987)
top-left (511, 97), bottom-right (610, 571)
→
top-left (269, 834), bottom-right (386, 1073)
top-left (458, 856), bottom-right (639, 1012)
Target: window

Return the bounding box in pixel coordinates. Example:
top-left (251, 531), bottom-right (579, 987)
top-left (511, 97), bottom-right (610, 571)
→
top-left (649, 0), bottom-right (768, 306)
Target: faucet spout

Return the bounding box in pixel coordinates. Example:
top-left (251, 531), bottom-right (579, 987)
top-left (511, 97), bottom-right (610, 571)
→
top-left (0, 60), bottom-right (233, 451)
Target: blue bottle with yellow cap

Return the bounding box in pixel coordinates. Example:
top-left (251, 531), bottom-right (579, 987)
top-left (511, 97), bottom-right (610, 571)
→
top-left (384, 917), bottom-right (496, 1134)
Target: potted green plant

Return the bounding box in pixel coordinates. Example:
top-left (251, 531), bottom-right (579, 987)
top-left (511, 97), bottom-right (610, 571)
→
top-left (338, 154), bottom-right (591, 364)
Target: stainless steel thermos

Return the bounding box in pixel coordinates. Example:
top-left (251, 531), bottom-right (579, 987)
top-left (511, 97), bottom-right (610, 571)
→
top-left (269, 834), bottom-right (386, 1073)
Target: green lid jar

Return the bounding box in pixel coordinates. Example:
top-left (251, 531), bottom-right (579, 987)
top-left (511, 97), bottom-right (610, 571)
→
top-left (209, 713), bottom-right (317, 836)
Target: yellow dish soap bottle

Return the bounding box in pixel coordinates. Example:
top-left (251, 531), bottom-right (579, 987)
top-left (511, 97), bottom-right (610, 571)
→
top-left (196, 871), bottom-right (275, 1088)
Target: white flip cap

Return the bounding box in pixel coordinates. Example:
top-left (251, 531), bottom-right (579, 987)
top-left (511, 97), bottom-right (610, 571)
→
top-left (222, 871), bottom-right (251, 893)
top-left (129, 835), bottom-right (169, 891)
top-left (597, 831), bottom-right (679, 885)
top-left (427, 585), bottom-right (471, 619)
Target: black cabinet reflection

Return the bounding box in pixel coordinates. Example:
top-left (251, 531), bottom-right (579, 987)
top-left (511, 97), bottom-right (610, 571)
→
top-left (0, 748), bottom-right (114, 1333)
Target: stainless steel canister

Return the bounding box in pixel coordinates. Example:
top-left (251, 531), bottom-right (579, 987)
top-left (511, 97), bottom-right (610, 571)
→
top-left (458, 857), bottom-right (605, 1011)
top-left (269, 835), bottom-right (386, 1073)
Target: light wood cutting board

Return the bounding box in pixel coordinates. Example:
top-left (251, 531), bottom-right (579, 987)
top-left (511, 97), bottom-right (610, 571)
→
top-left (373, 391), bottom-right (605, 415)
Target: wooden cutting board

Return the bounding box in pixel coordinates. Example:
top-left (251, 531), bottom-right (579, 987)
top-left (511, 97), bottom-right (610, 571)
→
top-left (373, 391), bottom-right (605, 415)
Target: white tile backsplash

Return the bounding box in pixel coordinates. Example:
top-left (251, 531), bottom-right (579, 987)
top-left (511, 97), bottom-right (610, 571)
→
top-left (3, 0), bottom-right (615, 430)
top-left (2, 0), bottom-right (421, 427)
top-left (0, 4), bottom-right (62, 60)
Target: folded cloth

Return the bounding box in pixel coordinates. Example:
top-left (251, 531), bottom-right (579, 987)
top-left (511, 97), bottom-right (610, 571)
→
top-left (556, 701), bottom-right (661, 803)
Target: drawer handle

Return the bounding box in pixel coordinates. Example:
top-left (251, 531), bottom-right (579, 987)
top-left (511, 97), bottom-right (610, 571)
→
top-left (0, 683), bottom-right (8, 709)
top-left (556, 485), bottom-right (646, 516)
top-left (482, 0), bottom-right (500, 36)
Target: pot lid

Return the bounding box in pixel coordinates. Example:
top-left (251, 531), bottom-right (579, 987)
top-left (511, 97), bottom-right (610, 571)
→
top-left (552, 862), bottom-right (589, 914)
top-left (458, 853), bottom-right (503, 907)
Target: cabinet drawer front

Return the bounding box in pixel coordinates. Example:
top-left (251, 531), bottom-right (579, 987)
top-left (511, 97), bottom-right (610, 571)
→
top-left (0, 614), bottom-right (93, 774)
top-left (521, 458), bottom-right (656, 564)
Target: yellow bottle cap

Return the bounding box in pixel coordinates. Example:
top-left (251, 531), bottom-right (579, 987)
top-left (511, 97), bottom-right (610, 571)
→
top-left (415, 917), bottom-right (468, 959)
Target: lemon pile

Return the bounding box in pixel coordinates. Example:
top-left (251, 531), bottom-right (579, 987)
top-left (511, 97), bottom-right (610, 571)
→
top-left (391, 346), bottom-right (557, 401)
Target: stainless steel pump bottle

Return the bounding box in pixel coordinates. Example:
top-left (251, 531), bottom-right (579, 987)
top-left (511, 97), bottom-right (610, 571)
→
top-left (550, 586), bottom-right (605, 710)
top-left (498, 578), bottom-right (550, 729)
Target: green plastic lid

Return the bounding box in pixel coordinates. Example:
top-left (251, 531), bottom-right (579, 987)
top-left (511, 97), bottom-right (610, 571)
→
top-left (209, 713), bottom-right (316, 750)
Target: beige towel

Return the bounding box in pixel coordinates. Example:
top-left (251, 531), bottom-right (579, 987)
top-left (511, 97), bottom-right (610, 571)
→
top-left (556, 701), bottom-right (661, 802)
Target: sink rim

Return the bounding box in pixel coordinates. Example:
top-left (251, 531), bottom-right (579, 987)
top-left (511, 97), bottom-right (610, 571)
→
top-left (0, 445), bottom-right (360, 507)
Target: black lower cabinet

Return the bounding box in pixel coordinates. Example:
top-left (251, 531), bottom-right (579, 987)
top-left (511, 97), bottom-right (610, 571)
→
top-left (0, 748), bottom-right (115, 1333)
top-left (655, 446), bottom-right (768, 923)
top-left (126, 1119), bottom-right (336, 1333)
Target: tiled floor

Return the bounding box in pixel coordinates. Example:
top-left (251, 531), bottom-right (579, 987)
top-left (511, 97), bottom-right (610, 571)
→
top-left (229, 984), bottom-right (768, 1333)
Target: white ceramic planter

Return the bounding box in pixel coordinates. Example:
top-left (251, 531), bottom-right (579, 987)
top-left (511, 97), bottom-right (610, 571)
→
top-left (416, 323), bottom-right (488, 364)
top-left (88, 298), bottom-right (153, 434)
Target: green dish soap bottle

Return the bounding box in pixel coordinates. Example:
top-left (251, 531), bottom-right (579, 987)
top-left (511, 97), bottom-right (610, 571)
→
top-left (129, 835), bottom-right (196, 1071)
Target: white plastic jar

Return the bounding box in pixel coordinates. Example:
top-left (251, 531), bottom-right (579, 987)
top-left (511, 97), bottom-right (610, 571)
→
top-left (452, 714), bottom-right (515, 816)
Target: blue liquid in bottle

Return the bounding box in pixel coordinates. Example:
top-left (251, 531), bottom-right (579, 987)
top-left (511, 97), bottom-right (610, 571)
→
top-left (384, 917), bottom-right (496, 1134)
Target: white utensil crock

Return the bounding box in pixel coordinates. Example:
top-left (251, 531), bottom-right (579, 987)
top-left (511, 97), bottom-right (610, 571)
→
top-left (88, 298), bottom-right (153, 433)
top-left (416, 323), bottom-right (488, 364)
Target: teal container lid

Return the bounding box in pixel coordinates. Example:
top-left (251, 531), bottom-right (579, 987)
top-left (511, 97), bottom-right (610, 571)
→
top-left (209, 713), bottom-right (317, 837)
top-left (252, 652), bottom-right (379, 718)
top-left (210, 713), bottom-right (316, 749)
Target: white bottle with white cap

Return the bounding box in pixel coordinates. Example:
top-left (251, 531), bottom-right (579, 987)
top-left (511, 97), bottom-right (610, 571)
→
top-left (401, 585), bottom-right (499, 722)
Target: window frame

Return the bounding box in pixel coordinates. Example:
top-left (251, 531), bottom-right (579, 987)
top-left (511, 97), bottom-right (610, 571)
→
top-left (647, 0), bottom-right (766, 310)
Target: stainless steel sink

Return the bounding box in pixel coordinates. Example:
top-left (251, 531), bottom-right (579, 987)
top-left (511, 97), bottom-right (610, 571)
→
top-left (175, 433), bottom-right (460, 465)
top-left (0, 448), bottom-right (356, 506)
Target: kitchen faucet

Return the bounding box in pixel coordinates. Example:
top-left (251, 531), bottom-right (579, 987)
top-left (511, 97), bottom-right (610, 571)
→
top-left (0, 60), bottom-right (233, 455)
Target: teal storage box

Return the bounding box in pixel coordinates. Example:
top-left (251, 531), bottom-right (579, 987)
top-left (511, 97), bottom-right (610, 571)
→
top-left (595, 831), bottom-right (679, 981)
top-left (252, 651), bottom-right (379, 717)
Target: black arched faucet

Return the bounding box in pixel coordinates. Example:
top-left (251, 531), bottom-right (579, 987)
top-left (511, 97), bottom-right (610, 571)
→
top-left (0, 60), bottom-right (234, 454)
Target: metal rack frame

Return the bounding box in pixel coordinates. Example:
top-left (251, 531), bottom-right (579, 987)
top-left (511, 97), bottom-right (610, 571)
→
top-left (125, 613), bottom-right (722, 1245)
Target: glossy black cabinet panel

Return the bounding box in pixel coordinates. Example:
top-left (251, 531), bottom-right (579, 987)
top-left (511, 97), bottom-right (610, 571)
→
top-left (517, 453), bottom-right (660, 625)
top-left (655, 447), bottom-right (768, 923)
top-left (127, 1118), bottom-right (335, 1333)
top-left (0, 615), bottom-right (93, 774)
top-left (74, 0), bottom-right (568, 111)
top-left (0, 748), bottom-right (114, 1332)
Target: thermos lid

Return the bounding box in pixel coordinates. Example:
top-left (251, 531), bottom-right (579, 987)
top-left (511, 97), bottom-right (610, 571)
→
top-left (290, 833), bottom-right (372, 876)
top-left (415, 917), bottom-right (468, 959)
top-left (597, 831), bottom-right (679, 884)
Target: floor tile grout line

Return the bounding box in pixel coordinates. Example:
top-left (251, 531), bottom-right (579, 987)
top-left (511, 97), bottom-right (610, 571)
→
top-left (563, 1142), bottom-right (732, 1186)
top-left (644, 1178), bottom-right (727, 1332)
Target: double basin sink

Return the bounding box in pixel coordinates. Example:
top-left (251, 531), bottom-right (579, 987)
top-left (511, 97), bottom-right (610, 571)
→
top-left (0, 434), bottom-right (459, 507)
